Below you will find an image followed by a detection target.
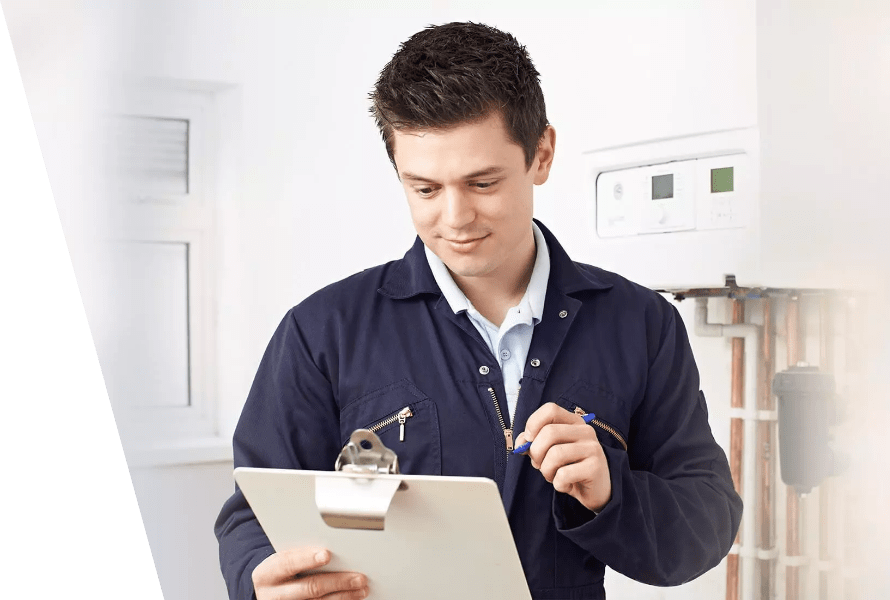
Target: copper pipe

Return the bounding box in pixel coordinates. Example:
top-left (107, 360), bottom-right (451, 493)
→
top-left (786, 493), bottom-right (801, 598)
top-left (787, 295), bottom-right (801, 367)
top-left (726, 299), bottom-right (745, 600)
top-left (819, 294), bottom-right (833, 378)
top-left (726, 554), bottom-right (740, 600)
top-left (757, 298), bottom-right (775, 599)
top-left (786, 296), bottom-right (802, 600)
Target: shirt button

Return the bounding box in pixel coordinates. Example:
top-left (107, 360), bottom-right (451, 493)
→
top-left (479, 365), bottom-right (490, 375)
top-left (559, 310), bottom-right (568, 318)
top-left (500, 349), bottom-right (511, 360)
top-left (530, 358), bottom-right (541, 368)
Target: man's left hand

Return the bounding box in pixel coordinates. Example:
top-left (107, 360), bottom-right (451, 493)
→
top-left (514, 402), bottom-right (612, 513)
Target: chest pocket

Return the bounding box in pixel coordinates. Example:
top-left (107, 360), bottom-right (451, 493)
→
top-left (340, 379), bottom-right (442, 475)
top-left (555, 380), bottom-right (629, 453)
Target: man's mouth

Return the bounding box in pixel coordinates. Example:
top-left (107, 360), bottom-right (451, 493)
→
top-left (443, 234), bottom-right (488, 251)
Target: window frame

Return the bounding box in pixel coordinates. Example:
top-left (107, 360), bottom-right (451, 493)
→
top-left (104, 81), bottom-right (222, 456)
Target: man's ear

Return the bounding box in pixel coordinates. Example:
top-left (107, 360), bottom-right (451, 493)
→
top-left (533, 125), bottom-right (556, 185)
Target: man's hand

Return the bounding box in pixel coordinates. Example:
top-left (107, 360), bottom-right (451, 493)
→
top-left (514, 403), bottom-right (612, 513)
top-left (252, 548), bottom-right (369, 599)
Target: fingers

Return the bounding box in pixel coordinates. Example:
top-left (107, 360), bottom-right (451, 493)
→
top-left (550, 458), bottom-right (612, 512)
top-left (253, 547), bottom-right (332, 586)
top-left (514, 431), bottom-right (530, 448)
top-left (253, 549), bottom-right (369, 600)
top-left (270, 572), bottom-right (369, 600)
top-left (548, 459), bottom-right (598, 495)
top-left (525, 422), bottom-right (597, 468)
top-left (522, 402), bottom-right (581, 440)
top-left (518, 417), bottom-right (612, 511)
top-left (535, 438), bottom-right (600, 483)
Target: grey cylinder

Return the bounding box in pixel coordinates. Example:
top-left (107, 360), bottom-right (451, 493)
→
top-left (773, 364), bottom-right (836, 495)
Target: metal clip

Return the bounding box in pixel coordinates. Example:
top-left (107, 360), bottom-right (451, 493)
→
top-left (316, 430), bottom-right (404, 531)
top-left (335, 429), bottom-right (400, 475)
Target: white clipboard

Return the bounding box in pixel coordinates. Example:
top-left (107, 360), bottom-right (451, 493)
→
top-left (234, 430), bottom-right (532, 600)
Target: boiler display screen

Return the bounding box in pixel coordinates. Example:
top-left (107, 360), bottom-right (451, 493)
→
top-left (651, 174), bottom-right (673, 200)
top-left (711, 166), bottom-right (734, 193)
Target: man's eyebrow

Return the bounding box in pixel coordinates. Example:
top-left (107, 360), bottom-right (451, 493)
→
top-left (464, 166), bottom-right (506, 179)
top-left (400, 167), bottom-right (507, 182)
top-left (400, 172), bottom-right (435, 183)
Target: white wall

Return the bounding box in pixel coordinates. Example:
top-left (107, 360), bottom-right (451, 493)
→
top-left (757, 0), bottom-right (890, 291)
top-left (756, 1), bottom-right (890, 597)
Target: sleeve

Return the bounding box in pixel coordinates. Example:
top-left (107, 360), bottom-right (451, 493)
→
top-left (214, 308), bottom-right (343, 600)
top-left (552, 301), bottom-right (743, 586)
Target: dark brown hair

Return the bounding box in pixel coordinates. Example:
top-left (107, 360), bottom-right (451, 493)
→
top-left (370, 22), bottom-right (549, 171)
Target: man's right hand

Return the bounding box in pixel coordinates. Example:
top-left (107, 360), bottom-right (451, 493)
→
top-left (252, 548), bottom-right (369, 599)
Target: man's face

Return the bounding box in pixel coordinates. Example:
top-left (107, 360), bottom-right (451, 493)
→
top-left (392, 112), bottom-right (555, 283)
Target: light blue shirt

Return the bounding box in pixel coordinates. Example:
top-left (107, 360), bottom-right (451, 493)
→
top-left (425, 222), bottom-right (550, 422)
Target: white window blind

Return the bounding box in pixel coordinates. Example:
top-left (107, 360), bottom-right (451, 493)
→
top-left (111, 115), bottom-right (190, 199)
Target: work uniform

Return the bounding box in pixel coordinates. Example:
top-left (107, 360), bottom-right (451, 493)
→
top-left (215, 220), bottom-right (743, 600)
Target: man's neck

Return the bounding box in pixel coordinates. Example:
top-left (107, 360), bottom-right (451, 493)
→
top-left (451, 237), bottom-right (536, 328)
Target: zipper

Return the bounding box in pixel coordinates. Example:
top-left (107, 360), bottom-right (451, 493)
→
top-left (487, 387), bottom-right (513, 455)
top-left (573, 405), bottom-right (628, 451)
top-left (368, 406), bottom-right (414, 442)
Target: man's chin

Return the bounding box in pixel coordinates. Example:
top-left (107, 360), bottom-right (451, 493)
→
top-left (440, 257), bottom-right (491, 280)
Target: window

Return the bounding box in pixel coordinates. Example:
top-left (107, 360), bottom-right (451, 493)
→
top-left (101, 81), bottom-right (222, 455)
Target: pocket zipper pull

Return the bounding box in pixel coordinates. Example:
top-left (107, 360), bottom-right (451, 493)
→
top-left (398, 406), bottom-right (413, 442)
top-left (574, 405), bottom-right (628, 451)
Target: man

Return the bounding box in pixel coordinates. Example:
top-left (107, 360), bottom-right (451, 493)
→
top-left (215, 22), bottom-right (742, 600)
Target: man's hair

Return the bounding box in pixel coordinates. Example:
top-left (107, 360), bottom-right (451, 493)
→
top-left (370, 22), bottom-right (549, 171)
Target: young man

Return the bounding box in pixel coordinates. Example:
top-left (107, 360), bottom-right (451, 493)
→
top-left (216, 22), bottom-right (742, 600)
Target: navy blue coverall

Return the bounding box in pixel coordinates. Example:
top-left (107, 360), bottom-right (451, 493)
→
top-left (215, 220), bottom-right (743, 600)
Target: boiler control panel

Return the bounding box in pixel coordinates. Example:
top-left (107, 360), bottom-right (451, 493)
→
top-left (595, 153), bottom-right (747, 238)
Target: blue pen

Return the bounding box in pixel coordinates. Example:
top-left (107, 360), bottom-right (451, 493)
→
top-left (513, 412), bottom-right (597, 455)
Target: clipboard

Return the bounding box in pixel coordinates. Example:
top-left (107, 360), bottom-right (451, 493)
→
top-left (234, 429), bottom-right (532, 600)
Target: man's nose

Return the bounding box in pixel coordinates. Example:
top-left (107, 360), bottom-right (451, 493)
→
top-left (441, 187), bottom-right (475, 229)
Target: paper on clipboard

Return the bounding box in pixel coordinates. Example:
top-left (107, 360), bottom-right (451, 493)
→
top-left (234, 466), bottom-right (533, 600)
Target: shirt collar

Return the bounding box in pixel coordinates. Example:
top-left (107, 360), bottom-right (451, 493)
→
top-left (378, 219), bottom-right (613, 300)
top-left (423, 222), bottom-right (550, 324)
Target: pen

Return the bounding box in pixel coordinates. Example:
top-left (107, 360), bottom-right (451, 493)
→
top-left (513, 412), bottom-right (597, 455)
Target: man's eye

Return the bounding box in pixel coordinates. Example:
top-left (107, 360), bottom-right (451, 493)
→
top-left (472, 181), bottom-right (495, 190)
top-left (416, 187), bottom-right (435, 197)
